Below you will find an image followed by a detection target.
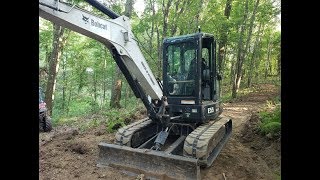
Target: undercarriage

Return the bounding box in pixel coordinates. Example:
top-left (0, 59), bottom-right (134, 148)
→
top-left (98, 117), bottom-right (232, 179)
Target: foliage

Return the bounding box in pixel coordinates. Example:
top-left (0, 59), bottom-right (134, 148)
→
top-left (52, 95), bottom-right (144, 130)
top-left (39, 0), bottom-right (281, 128)
top-left (258, 98), bottom-right (281, 137)
top-left (221, 85), bottom-right (258, 102)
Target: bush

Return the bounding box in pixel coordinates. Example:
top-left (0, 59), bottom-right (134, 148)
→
top-left (259, 104), bottom-right (281, 137)
top-left (260, 121), bottom-right (281, 135)
top-left (49, 94), bottom-right (146, 133)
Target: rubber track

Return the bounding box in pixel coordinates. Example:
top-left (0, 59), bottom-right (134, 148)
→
top-left (183, 117), bottom-right (229, 160)
top-left (115, 118), bottom-right (153, 146)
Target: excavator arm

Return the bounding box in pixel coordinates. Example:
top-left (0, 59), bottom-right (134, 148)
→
top-left (39, 0), bottom-right (163, 118)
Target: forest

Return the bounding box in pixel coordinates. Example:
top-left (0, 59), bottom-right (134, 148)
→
top-left (39, 0), bottom-right (280, 129)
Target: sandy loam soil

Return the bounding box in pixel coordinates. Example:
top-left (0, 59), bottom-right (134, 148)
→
top-left (39, 84), bottom-right (280, 180)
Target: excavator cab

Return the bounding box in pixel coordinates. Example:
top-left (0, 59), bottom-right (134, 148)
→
top-left (163, 33), bottom-right (222, 124)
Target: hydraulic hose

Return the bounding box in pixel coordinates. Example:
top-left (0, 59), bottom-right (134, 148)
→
top-left (84, 0), bottom-right (120, 19)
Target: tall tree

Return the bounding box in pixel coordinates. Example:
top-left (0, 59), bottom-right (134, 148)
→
top-left (61, 53), bottom-right (68, 112)
top-left (247, 23), bottom-right (263, 87)
top-left (232, 0), bottom-right (260, 98)
top-left (232, 0), bottom-right (249, 98)
top-left (218, 0), bottom-right (233, 98)
top-left (110, 0), bottom-right (135, 108)
top-left (195, 0), bottom-right (204, 29)
top-left (45, 24), bottom-right (69, 115)
top-left (265, 35), bottom-right (272, 79)
top-left (170, 0), bottom-right (187, 36)
top-left (162, 0), bottom-right (173, 39)
top-left (218, 0), bottom-right (233, 74)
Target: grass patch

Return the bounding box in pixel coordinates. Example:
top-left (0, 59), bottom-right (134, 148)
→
top-left (274, 170), bottom-right (281, 180)
top-left (78, 118), bottom-right (101, 131)
top-left (258, 102), bottom-right (281, 137)
top-left (221, 87), bottom-right (255, 102)
top-left (54, 116), bottom-right (79, 126)
top-left (221, 91), bottom-right (233, 102)
top-left (51, 97), bottom-right (145, 132)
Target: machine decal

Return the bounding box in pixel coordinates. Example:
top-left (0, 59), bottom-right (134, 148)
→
top-left (82, 14), bottom-right (107, 30)
top-left (91, 19), bottom-right (107, 30)
top-left (82, 14), bottom-right (89, 24)
top-left (208, 106), bottom-right (214, 114)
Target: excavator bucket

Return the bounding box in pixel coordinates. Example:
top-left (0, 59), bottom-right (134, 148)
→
top-left (97, 117), bottom-right (232, 179)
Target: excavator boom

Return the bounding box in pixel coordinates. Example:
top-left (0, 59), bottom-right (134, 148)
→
top-left (39, 0), bottom-right (162, 102)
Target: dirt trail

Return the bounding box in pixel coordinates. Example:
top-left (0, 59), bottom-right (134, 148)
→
top-left (202, 84), bottom-right (280, 180)
top-left (39, 84), bottom-right (280, 180)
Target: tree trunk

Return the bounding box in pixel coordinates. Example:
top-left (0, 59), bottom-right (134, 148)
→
top-left (162, 0), bottom-right (173, 39)
top-left (62, 53), bottom-right (67, 112)
top-left (40, 45), bottom-right (51, 89)
top-left (110, 0), bottom-right (134, 108)
top-left (267, 39), bottom-right (273, 75)
top-left (157, 0), bottom-right (173, 78)
top-left (253, 40), bottom-right (263, 83)
top-left (195, 0), bottom-right (204, 29)
top-left (93, 72), bottom-right (97, 105)
top-left (103, 47), bottom-right (107, 105)
top-left (110, 78), bottom-right (122, 108)
top-left (265, 36), bottom-right (271, 79)
top-left (218, 0), bottom-right (233, 98)
top-left (110, 66), bottom-right (122, 108)
top-left (124, 0), bottom-right (135, 17)
top-left (232, 0), bottom-right (249, 98)
top-left (156, 21), bottom-right (162, 78)
top-left (123, 82), bottom-right (127, 108)
top-left (150, 0), bottom-right (155, 53)
top-left (218, 0), bottom-right (232, 73)
top-left (232, 0), bottom-right (259, 98)
top-left (67, 87), bottom-right (72, 116)
top-left (170, 0), bottom-right (186, 36)
top-left (230, 60), bottom-right (235, 87)
top-left (277, 49), bottom-right (281, 77)
top-left (45, 24), bottom-right (69, 115)
top-left (247, 23), bottom-right (262, 88)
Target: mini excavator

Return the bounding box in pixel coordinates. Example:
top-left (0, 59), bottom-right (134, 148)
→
top-left (39, 0), bottom-right (232, 179)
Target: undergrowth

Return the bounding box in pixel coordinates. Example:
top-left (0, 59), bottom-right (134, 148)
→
top-left (258, 96), bottom-right (281, 138)
top-left (52, 97), bottom-right (145, 132)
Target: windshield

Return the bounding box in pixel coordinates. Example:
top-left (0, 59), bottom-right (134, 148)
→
top-left (166, 41), bottom-right (197, 96)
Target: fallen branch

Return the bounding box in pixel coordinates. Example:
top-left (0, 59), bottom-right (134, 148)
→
top-left (222, 172), bottom-right (227, 180)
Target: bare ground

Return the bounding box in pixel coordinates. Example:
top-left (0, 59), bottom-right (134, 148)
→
top-left (39, 84), bottom-right (280, 180)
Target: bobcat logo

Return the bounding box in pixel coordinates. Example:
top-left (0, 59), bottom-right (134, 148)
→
top-left (82, 14), bottom-right (89, 24)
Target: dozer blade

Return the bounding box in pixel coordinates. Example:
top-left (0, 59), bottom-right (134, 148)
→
top-left (98, 143), bottom-right (200, 180)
